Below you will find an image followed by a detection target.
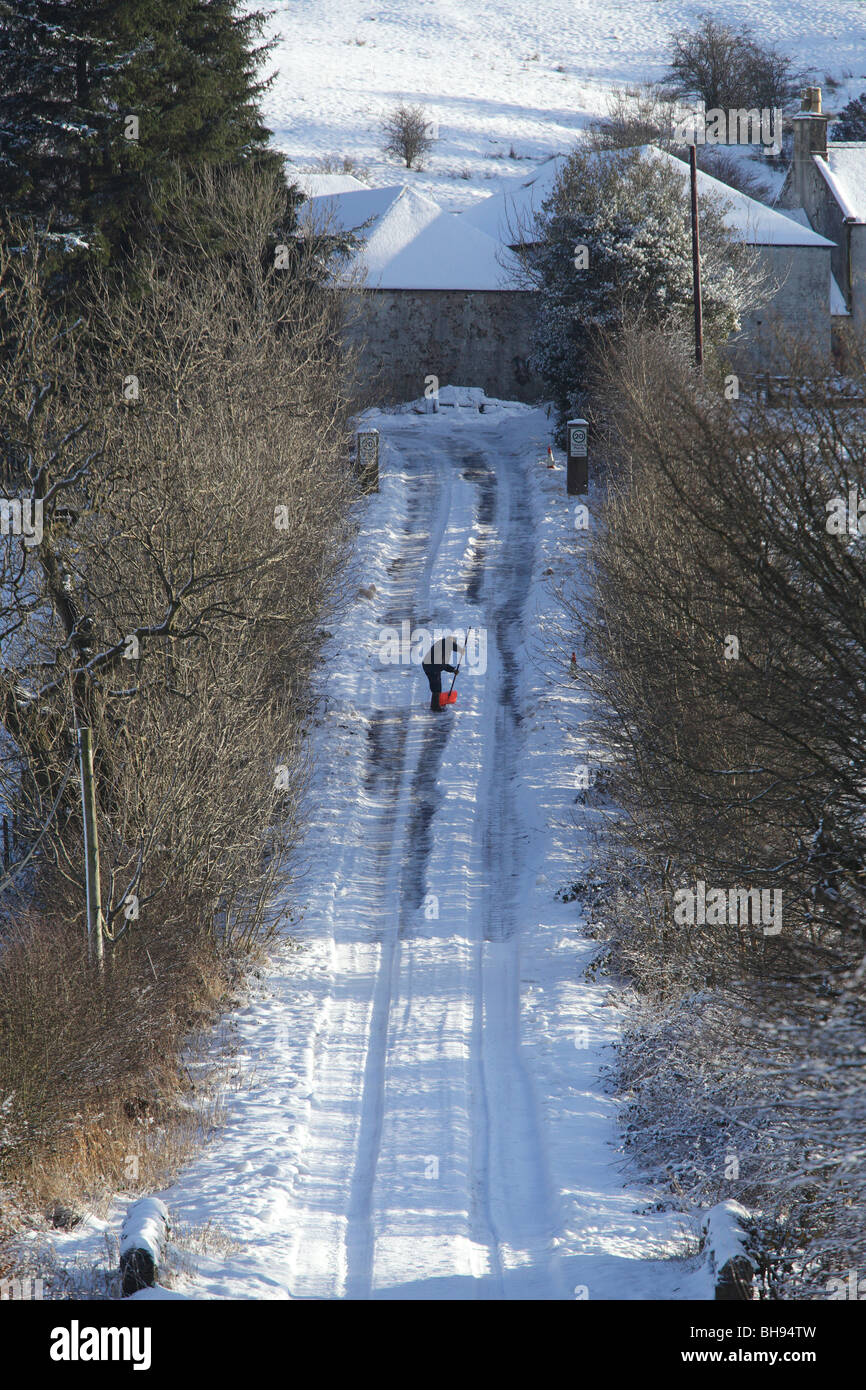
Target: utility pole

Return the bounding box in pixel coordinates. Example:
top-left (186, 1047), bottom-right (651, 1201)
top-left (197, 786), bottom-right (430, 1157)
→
top-left (689, 144), bottom-right (704, 372)
top-left (72, 616), bottom-right (104, 970)
top-left (77, 723), bottom-right (104, 969)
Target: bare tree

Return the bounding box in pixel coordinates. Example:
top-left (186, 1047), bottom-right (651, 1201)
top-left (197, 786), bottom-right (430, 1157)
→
top-left (0, 162), bottom-right (359, 952)
top-left (585, 83), bottom-right (680, 152)
top-left (0, 161), bottom-right (366, 1205)
top-left (381, 103), bottom-right (436, 170)
top-left (667, 13), bottom-right (800, 112)
top-left (561, 319), bottom-right (866, 1293)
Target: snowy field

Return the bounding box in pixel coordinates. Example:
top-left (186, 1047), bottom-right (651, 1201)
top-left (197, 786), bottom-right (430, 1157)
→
top-left (31, 396), bottom-right (711, 1298)
top-left (263, 0), bottom-right (866, 210)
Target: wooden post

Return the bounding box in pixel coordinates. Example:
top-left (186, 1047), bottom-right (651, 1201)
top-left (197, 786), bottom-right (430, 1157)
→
top-left (119, 1198), bottom-right (170, 1297)
top-left (77, 726), bottom-right (104, 968)
top-left (703, 1201), bottom-right (757, 1300)
top-left (689, 144), bottom-right (704, 372)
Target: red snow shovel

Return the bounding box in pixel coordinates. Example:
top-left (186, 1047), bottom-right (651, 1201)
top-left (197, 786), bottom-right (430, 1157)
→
top-left (438, 630), bottom-right (471, 707)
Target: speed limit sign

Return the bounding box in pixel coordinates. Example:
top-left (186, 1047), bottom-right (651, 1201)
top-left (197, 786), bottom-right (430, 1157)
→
top-left (356, 429), bottom-right (379, 492)
top-left (566, 418), bottom-right (588, 495)
top-left (569, 424), bottom-right (587, 456)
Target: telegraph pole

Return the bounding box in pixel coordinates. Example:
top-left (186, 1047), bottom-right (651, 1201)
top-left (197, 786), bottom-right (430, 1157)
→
top-left (689, 143), bottom-right (704, 372)
top-left (72, 622), bottom-right (104, 970)
top-left (77, 725), bottom-right (104, 969)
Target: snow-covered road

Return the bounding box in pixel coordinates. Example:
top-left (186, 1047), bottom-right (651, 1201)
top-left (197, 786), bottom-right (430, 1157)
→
top-left (50, 395), bottom-right (710, 1299)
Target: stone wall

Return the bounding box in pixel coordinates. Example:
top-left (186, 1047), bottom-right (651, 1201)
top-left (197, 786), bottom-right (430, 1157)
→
top-left (343, 251), bottom-right (832, 405)
top-left (797, 158), bottom-right (852, 300)
top-left (850, 223), bottom-right (866, 339)
top-left (730, 243), bottom-right (832, 371)
top-left (344, 288), bottom-right (544, 404)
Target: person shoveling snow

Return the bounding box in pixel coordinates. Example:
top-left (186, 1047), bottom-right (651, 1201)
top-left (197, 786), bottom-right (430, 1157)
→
top-left (421, 635), bottom-right (463, 712)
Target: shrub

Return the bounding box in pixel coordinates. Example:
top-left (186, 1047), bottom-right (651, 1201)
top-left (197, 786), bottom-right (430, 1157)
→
top-left (585, 83), bottom-right (680, 152)
top-left (567, 323), bottom-right (866, 1293)
top-left (381, 103), bottom-right (436, 170)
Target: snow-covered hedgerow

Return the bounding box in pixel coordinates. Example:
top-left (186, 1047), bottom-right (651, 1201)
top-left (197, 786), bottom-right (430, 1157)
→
top-left (566, 321), bottom-right (866, 1297)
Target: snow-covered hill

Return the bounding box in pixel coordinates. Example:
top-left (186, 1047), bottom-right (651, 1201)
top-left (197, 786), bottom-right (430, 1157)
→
top-left (262, 0), bottom-right (866, 209)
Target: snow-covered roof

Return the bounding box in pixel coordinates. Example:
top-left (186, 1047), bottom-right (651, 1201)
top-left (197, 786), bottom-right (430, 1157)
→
top-left (371, 212), bottom-right (521, 289)
top-left (301, 183), bottom-right (522, 290)
top-left (459, 155), bottom-right (567, 241)
top-left (459, 146), bottom-right (835, 250)
top-left (779, 206), bottom-right (813, 231)
top-left (824, 144), bottom-right (866, 222)
top-left (652, 148), bottom-right (834, 246)
top-left (288, 171), bottom-right (367, 197)
top-left (300, 183), bottom-right (423, 236)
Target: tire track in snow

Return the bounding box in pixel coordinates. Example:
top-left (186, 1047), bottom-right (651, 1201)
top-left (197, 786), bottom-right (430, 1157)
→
top-left (462, 426), bottom-right (567, 1298)
top-left (285, 446), bottom-right (447, 1298)
top-left (350, 424), bottom-right (509, 1298)
top-left (343, 439), bottom-right (456, 1297)
top-left (357, 422), bottom-right (559, 1298)
top-left (288, 419), bottom-right (565, 1299)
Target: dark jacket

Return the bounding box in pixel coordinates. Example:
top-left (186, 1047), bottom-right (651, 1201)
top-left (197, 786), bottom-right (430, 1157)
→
top-left (422, 636), bottom-right (459, 672)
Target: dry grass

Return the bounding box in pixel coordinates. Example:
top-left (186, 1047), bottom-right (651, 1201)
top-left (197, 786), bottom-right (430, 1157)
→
top-left (0, 910), bottom-right (232, 1216)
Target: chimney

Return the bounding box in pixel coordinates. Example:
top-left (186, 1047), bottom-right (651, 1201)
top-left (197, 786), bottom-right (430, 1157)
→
top-left (804, 86), bottom-right (822, 115)
top-left (791, 87), bottom-right (828, 208)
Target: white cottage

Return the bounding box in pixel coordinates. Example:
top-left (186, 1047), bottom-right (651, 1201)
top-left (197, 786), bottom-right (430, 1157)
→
top-left (296, 128), bottom-right (848, 403)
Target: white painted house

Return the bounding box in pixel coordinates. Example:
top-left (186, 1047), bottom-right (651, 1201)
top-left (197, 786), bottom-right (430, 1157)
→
top-left (461, 147), bottom-right (837, 372)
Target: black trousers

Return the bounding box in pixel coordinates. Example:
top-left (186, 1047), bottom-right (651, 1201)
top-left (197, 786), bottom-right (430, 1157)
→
top-left (422, 663), bottom-right (444, 710)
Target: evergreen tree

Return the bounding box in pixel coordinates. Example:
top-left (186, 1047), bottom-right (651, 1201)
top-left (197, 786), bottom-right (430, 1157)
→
top-left (0, 0), bottom-right (122, 234)
top-left (527, 147), bottom-right (757, 437)
top-left (104, 0), bottom-right (282, 246)
top-left (831, 92), bottom-right (866, 142)
top-left (0, 0), bottom-right (282, 254)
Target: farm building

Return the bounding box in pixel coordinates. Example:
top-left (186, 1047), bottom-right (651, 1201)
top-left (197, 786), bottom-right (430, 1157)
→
top-left (297, 121), bottom-right (854, 401)
top-left (777, 87), bottom-right (866, 360)
top-left (461, 146), bottom-right (837, 375)
top-left (299, 182), bottom-right (541, 403)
